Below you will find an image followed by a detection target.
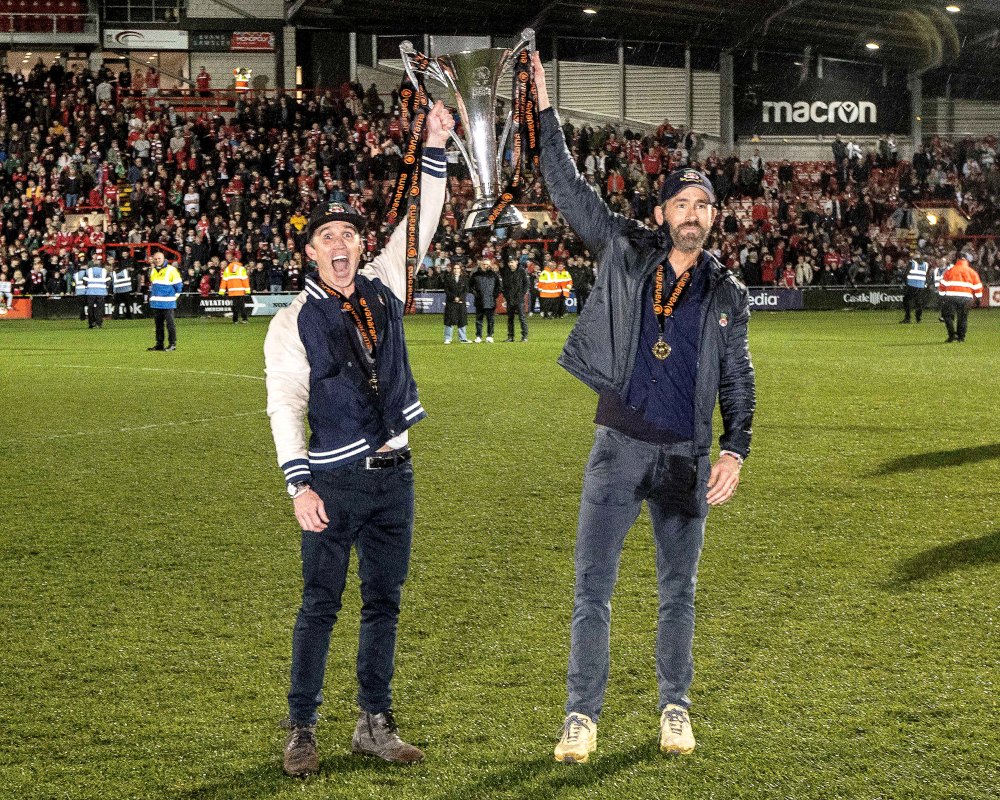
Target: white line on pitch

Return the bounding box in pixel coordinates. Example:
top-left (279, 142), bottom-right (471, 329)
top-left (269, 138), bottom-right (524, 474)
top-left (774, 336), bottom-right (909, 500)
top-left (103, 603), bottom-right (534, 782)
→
top-left (22, 363), bottom-right (266, 382)
top-left (20, 410), bottom-right (267, 443)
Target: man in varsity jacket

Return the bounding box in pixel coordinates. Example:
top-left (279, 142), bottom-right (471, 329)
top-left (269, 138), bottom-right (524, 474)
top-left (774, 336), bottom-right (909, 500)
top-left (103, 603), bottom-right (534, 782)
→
top-left (264, 100), bottom-right (453, 777)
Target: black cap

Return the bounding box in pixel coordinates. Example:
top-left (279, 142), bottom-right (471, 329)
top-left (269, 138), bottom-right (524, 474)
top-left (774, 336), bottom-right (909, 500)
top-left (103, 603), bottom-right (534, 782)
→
top-left (658, 168), bottom-right (716, 205)
top-left (306, 200), bottom-right (367, 239)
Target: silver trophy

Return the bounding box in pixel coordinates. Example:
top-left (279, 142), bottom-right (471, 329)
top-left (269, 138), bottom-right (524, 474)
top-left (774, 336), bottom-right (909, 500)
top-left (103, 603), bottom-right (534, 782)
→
top-left (401, 30), bottom-right (533, 231)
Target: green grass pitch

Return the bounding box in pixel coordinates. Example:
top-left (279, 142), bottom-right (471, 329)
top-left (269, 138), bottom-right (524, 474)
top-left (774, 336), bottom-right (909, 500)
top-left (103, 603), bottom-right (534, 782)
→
top-left (1, 310), bottom-right (998, 800)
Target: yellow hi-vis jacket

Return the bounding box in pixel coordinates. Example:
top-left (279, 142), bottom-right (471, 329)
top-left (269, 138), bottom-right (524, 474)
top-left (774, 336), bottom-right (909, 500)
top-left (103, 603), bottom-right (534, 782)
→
top-left (556, 268), bottom-right (573, 297)
top-left (538, 268), bottom-right (562, 299)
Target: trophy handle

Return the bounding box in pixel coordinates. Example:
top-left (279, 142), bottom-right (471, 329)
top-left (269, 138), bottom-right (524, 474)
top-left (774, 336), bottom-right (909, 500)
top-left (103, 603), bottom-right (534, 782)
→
top-left (498, 110), bottom-right (514, 167)
top-left (400, 40), bottom-right (448, 91)
top-left (514, 27), bottom-right (535, 57)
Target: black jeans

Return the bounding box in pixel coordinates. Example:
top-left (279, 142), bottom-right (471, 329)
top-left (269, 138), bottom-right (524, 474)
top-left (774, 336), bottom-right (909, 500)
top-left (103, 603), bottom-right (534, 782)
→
top-left (475, 308), bottom-right (495, 338)
top-left (113, 293), bottom-right (133, 319)
top-left (941, 298), bottom-right (971, 341)
top-left (288, 459), bottom-right (415, 725)
top-left (232, 295), bottom-right (248, 323)
top-left (153, 308), bottom-right (176, 347)
top-left (902, 286), bottom-right (926, 322)
top-left (86, 296), bottom-right (105, 327)
top-left (507, 300), bottom-right (528, 339)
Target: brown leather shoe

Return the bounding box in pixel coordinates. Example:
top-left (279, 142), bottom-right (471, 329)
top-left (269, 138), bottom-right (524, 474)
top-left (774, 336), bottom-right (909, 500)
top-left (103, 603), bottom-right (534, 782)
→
top-left (351, 710), bottom-right (424, 764)
top-left (283, 722), bottom-right (319, 777)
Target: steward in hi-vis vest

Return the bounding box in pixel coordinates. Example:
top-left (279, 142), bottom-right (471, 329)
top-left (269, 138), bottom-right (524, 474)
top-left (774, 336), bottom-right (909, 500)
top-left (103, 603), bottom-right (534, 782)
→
top-left (900, 253), bottom-right (930, 324)
top-left (938, 256), bottom-right (983, 343)
top-left (220, 258), bottom-right (252, 324)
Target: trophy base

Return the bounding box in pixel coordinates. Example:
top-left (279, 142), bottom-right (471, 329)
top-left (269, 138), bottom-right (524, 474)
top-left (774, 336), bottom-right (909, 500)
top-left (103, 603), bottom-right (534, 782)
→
top-left (463, 201), bottom-right (526, 232)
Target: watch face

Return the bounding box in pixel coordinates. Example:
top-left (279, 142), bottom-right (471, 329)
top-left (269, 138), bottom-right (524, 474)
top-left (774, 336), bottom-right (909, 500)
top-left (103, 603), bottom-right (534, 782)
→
top-left (287, 482), bottom-right (302, 497)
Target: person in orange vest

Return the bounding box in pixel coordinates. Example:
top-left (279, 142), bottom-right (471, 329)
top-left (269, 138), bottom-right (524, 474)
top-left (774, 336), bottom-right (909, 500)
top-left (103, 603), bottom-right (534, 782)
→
top-left (537, 262), bottom-right (562, 318)
top-left (938, 253), bottom-right (983, 343)
top-left (220, 253), bottom-right (252, 324)
top-left (233, 68), bottom-right (251, 93)
top-left (556, 263), bottom-right (573, 318)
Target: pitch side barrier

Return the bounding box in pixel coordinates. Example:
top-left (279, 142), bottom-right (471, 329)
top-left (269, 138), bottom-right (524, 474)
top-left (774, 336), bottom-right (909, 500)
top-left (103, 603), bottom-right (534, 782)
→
top-left (12, 287), bottom-right (1000, 320)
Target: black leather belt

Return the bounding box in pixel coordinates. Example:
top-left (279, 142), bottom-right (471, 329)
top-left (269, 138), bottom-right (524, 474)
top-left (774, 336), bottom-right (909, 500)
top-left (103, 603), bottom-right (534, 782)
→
top-left (364, 447), bottom-right (412, 470)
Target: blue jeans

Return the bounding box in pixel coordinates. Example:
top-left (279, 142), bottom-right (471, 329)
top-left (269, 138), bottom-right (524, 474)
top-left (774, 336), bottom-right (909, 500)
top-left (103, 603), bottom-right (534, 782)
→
top-left (288, 459), bottom-right (415, 725)
top-left (444, 325), bottom-right (468, 343)
top-left (567, 426), bottom-right (709, 720)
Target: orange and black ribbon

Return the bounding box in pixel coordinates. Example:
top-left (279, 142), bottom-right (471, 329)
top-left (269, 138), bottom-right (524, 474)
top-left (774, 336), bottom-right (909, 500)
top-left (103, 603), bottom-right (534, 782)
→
top-left (388, 58), bottom-right (433, 314)
top-left (486, 49), bottom-right (541, 227)
top-left (316, 276), bottom-right (381, 393)
top-left (653, 265), bottom-right (692, 337)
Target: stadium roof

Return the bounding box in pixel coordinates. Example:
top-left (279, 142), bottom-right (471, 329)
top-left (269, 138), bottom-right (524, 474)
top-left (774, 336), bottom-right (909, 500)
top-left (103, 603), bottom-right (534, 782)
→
top-left (291, 0), bottom-right (1000, 75)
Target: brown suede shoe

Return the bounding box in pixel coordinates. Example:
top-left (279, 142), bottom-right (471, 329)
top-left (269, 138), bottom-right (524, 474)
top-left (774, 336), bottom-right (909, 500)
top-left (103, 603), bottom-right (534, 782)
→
top-left (351, 710), bottom-right (424, 764)
top-left (283, 722), bottom-right (319, 777)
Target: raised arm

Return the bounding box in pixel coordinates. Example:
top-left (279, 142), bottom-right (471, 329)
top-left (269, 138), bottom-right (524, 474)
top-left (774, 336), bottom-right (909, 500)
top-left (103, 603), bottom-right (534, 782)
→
top-left (361, 101), bottom-right (453, 302)
top-left (532, 51), bottom-right (627, 256)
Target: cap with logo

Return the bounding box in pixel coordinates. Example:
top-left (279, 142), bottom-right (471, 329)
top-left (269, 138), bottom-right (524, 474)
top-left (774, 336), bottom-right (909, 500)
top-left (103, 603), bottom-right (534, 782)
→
top-left (306, 201), bottom-right (367, 239)
top-left (658, 168), bottom-right (717, 205)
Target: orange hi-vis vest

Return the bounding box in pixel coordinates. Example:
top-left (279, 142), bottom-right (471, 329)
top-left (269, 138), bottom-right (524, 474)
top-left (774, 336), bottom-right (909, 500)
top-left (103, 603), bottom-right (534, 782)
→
top-left (938, 259), bottom-right (983, 301)
top-left (538, 269), bottom-right (562, 299)
top-left (557, 269), bottom-right (573, 297)
top-left (220, 262), bottom-right (251, 296)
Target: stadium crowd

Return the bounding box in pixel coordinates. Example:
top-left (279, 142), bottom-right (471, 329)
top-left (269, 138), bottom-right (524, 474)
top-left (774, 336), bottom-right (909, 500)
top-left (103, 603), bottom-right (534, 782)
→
top-left (0, 56), bottom-right (998, 304)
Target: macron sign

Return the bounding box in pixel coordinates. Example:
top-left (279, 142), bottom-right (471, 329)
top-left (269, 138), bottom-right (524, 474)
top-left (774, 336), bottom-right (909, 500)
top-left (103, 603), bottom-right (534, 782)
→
top-left (762, 100), bottom-right (877, 126)
top-left (737, 76), bottom-right (908, 137)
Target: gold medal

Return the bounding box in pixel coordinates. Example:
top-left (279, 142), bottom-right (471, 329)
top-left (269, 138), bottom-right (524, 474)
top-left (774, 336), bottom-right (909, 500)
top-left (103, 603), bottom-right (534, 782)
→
top-left (652, 264), bottom-right (691, 363)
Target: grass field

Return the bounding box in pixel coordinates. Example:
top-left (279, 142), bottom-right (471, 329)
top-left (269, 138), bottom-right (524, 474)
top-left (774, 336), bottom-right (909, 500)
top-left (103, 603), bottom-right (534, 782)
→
top-left (2, 310), bottom-right (998, 800)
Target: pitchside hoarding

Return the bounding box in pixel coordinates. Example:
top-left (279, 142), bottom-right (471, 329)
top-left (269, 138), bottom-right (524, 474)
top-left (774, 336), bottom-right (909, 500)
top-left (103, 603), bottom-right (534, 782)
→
top-left (735, 75), bottom-right (910, 138)
top-left (748, 288), bottom-right (803, 311)
top-left (803, 286), bottom-right (906, 310)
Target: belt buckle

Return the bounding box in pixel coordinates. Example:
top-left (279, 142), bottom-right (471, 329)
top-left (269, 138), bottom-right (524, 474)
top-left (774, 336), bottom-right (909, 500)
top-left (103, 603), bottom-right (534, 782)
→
top-left (364, 455), bottom-right (378, 470)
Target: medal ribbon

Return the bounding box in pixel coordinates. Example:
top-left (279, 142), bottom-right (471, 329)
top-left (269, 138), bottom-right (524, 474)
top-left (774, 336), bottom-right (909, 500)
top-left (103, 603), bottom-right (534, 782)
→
top-left (316, 276), bottom-right (381, 395)
top-left (486, 49), bottom-right (541, 227)
top-left (388, 56), bottom-right (433, 315)
top-left (653, 265), bottom-right (692, 338)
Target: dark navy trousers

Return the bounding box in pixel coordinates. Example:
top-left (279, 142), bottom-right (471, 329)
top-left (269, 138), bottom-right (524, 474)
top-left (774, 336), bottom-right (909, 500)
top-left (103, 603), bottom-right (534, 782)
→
top-left (288, 459), bottom-right (415, 725)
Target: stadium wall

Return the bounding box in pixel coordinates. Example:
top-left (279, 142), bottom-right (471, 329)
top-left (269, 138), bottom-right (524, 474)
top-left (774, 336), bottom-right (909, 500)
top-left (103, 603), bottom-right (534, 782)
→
top-left (186, 0), bottom-right (283, 19)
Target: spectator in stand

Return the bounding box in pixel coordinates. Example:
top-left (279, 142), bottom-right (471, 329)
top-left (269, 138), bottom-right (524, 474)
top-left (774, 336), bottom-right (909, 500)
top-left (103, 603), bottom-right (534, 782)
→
top-left (196, 66), bottom-right (211, 97)
top-left (0, 270), bottom-right (12, 312)
top-left (146, 67), bottom-right (160, 98)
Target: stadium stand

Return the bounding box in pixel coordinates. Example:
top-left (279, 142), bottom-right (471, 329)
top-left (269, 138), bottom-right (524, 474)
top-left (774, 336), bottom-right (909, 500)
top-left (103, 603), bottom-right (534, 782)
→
top-left (1, 59), bottom-right (998, 303)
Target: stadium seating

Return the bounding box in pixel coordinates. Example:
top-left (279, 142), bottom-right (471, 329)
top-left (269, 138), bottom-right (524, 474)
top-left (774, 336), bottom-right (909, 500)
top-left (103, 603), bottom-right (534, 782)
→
top-left (0, 57), bottom-right (997, 296)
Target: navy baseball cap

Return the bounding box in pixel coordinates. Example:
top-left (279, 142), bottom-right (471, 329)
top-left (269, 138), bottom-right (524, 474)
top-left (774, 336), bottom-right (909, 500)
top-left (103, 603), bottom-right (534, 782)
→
top-left (658, 168), bottom-right (716, 205)
top-left (307, 200), bottom-right (367, 238)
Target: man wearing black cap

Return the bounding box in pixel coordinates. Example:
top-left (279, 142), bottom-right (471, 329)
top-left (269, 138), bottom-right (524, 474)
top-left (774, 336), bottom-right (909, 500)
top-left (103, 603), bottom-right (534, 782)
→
top-left (264, 100), bottom-right (453, 777)
top-left (532, 54), bottom-right (756, 764)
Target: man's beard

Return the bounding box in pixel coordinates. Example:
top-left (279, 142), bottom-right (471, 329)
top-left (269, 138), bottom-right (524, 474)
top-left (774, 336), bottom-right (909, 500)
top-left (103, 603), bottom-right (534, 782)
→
top-left (668, 221), bottom-right (709, 253)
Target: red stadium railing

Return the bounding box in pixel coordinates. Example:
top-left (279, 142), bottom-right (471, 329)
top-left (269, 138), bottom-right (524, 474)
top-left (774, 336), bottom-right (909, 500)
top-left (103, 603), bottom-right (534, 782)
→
top-left (40, 242), bottom-right (182, 264)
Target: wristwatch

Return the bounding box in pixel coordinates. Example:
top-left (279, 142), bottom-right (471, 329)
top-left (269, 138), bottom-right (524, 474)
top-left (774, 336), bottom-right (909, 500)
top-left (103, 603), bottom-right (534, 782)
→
top-left (287, 481), bottom-right (312, 499)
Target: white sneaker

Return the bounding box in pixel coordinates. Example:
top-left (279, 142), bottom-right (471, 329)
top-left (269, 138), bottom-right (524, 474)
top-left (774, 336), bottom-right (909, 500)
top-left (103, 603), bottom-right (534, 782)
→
top-left (554, 713), bottom-right (597, 764)
top-left (474, 336), bottom-right (482, 343)
top-left (659, 704), bottom-right (695, 755)
top-left (486, 336), bottom-right (494, 343)
top-left (444, 340), bottom-right (451, 345)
